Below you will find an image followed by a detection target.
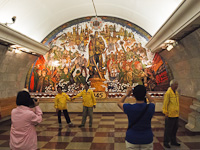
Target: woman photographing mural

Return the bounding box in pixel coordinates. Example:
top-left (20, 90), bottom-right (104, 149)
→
top-left (10, 90), bottom-right (43, 150)
top-left (117, 85), bottom-right (155, 150)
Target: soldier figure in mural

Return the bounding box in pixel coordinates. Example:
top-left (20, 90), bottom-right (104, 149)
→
top-left (74, 70), bottom-right (86, 89)
top-left (89, 31), bottom-right (105, 79)
top-left (79, 54), bottom-right (88, 79)
top-left (88, 31), bottom-right (107, 91)
top-left (36, 69), bottom-right (50, 92)
top-left (60, 67), bottom-right (74, 91)
top-left (144, 67), bottom-right (157, 91)
top-left (78, 41), bottom-right (86, 52)
top-left (132, 61), bottom-right (146, 85)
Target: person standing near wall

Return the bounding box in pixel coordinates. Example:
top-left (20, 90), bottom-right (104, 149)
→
top-left (10, 90), bottom-right (42, 150)
top-left (72, 83), bottom-right (96, 127)
top-left (54, 86), bottom-right (74, 127)
top-left (117, 85), bottom-right (155, 150)
top-left (163, 80), bottom-right (181, 148)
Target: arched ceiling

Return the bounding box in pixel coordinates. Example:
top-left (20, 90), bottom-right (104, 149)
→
top-left (0, 0), bottom-right (183, 43)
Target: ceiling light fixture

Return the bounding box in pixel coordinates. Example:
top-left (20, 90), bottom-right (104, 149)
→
top-left (166, 44), bottom-right (174, 51)
top-left (160, 39), bottom-right (178, 51)
top-left (14, 49), bottom-right (21, 54)
top-left (164, 40), bottom-right (175, 44)
top-left (8, 45), bottom-right (39, 56)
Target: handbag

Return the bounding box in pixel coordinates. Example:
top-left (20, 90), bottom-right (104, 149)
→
top-left (128, 104), bottom-right (149, 130)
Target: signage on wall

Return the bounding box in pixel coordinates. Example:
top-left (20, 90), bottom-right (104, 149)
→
top-left (94, 92), bottom-right (106, 99)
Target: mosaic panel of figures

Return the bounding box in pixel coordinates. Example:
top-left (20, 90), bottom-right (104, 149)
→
top-left (25, 17), bottom-right (172, 98)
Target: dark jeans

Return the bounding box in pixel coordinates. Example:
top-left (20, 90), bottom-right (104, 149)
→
top-left (81, 106), bottom-right (93, 126)
top-left (164, 117), bottom-right (179, 144)
top-left (57, 109), bottom-right (71, 124)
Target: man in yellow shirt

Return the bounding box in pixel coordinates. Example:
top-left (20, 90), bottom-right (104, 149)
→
top-left (72, 83), bottom-right (96, 127)
top-left (54, 86), bottom-right (74, 127)
top-left (163, 80), bottom-right (180, 148)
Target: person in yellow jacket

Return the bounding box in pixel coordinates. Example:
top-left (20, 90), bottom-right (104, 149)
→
top-left (54, 86), bottom-right (74, 127)
top-left (163, 80), bottom-right (180, 148)
top-left (72, 83), bottom-right (96, 127)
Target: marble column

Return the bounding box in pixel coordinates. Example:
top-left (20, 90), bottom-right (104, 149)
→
top-left (185, 91), bottom-right (200, 132)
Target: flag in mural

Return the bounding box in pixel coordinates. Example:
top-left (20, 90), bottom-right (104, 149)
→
top-left (25, 16), bottom-right (171, 96)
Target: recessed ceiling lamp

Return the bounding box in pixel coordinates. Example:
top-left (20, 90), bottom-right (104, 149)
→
top-left (164, 40), bottom-right (175, 44)
top-left (90, 0), bottom-right (103, 30)
top-left (14, 49), bottom-right (21, 54)
top-left (166, 44), bottom-right (174, 51)
top-left (9, 45), bottom-right (39, 55)
top-left (162, 39), bottom-right (178, 51)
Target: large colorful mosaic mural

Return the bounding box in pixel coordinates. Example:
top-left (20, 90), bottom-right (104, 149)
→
top-left (25, 16), bottom-right (172, 97)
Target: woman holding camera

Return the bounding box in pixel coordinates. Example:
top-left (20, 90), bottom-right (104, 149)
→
top-left (10, 90), bottom-right (42, 150)
top-left (117, 85), bottom-right (155, 150)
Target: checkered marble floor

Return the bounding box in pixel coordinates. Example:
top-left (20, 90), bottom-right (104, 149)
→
top-left (0, 112), bottom-right (200, 150)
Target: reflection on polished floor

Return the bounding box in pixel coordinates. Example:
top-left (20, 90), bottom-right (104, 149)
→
top-left (0, 112), bottom-right (200, 150)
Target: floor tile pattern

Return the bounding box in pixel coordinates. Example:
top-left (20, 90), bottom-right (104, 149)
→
top-left (0, 112), bottom-right (200, 150)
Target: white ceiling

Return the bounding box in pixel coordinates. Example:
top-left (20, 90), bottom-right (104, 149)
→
top-left (0, 0), bottom-right (183, 43)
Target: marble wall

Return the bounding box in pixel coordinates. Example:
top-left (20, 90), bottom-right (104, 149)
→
top-left (0, 45), bottom-right (37, 98)
top-left (160, 28), bottom-right (200, 98)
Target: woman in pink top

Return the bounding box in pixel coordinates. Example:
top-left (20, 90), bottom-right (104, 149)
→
top-left (10, 91), bottom-right (43, 150)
